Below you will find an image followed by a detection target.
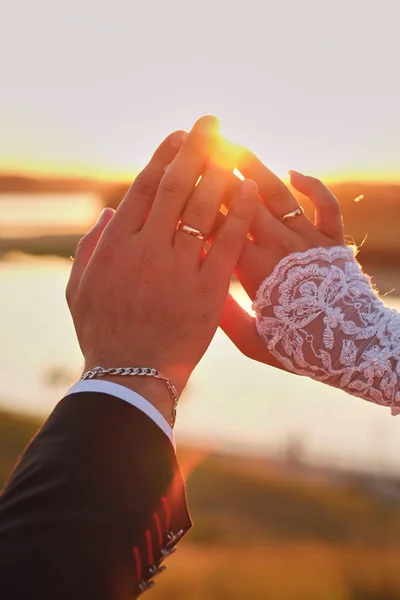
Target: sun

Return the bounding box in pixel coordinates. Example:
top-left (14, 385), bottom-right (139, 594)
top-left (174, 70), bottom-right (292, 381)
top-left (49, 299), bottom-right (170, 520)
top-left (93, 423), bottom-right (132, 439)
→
top-left (218, 121), bottom-right (291, 183)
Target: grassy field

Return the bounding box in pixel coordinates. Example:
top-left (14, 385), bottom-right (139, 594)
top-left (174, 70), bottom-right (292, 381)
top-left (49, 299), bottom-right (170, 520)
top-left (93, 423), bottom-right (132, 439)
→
top-left (150, 543), bottom-right (400, 600)
top-left (1, 408), bottom-right (400, 599)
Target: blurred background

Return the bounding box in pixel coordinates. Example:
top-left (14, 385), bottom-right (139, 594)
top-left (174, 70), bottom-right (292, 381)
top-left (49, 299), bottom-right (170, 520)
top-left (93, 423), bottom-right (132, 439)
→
top-left (1, 1), bottom-right (400, 598)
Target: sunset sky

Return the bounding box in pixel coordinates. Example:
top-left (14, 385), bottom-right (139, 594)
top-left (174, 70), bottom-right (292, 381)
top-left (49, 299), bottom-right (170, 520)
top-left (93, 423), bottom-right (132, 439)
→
top-left (1, 0), bottom-right (399, 182)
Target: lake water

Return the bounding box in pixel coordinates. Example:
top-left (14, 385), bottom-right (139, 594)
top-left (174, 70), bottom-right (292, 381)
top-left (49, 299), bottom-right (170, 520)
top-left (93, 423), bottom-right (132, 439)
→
top-left (0, 193), bottom-right (100, 238)
top-left (1, 252), bottom-right (400, 475)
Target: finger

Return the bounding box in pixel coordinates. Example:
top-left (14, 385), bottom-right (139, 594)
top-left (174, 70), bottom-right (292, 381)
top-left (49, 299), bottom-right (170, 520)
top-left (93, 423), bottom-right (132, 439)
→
top-left (249, 202), bottom-right (290, 245)
top-left (175, 145), bottom-right (235, 259)
top-left (289, 170), bottom-right (345, 242)
top-left (174, 165), bottom-right (229, 260)
top-left (109, 130), bottom-right (187, 236)
top-left (204, 179), bottom-right (258, 276)
top-left (236, 148), bottom-right (312, 233)
top-left (145, 115), bottom-right (220, 241)
top-left (66, 207), bottom-right (115, 307)
top-left (223, 173), bottom-right (241, 207)
top-left (219, 169), bottom-right (290, 245)
top-left (220, 293), bottom-right (284, 368)
top-left (212, 208), bottom-right (255, 259)
top-left (221, 169), bottom-right (243, 211)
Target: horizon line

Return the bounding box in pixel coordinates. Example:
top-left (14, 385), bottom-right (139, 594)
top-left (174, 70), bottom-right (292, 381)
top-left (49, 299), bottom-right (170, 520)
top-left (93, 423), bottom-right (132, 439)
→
top-left (1, 167), bottom-right (400, 187)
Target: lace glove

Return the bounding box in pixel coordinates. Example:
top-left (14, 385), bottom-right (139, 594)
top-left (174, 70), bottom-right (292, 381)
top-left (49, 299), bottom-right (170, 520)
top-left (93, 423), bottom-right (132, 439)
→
top-left (253, 246), bottom-right (400, 415)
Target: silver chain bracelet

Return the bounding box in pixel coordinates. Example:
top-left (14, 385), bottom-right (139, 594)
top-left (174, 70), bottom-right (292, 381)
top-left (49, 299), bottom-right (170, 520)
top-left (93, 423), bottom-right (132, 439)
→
top-left (79, 366), bottom-right (179, 427)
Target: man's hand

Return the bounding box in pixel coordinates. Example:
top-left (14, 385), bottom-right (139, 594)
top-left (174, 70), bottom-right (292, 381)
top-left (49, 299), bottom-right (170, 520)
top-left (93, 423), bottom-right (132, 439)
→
top-left (66, 117), bottom-right (258, 422)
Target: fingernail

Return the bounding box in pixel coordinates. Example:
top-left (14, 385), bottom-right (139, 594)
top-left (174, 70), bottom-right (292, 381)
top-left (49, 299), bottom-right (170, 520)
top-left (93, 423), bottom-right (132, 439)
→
top-left (289, 170), bottom-right (304, 178)
top-left (170, 131), bottom-right (187, 149)
top-left (196, 115), bottom-right (220, 134)
top-left (240, 178), bottom-right (259, 196)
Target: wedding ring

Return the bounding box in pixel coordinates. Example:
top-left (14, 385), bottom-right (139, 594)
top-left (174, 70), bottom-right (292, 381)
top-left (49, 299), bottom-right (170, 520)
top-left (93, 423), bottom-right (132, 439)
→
top-left (281, 206), bottom-right (304, 222)
top-left (177, 223), bottom-right (208, 240)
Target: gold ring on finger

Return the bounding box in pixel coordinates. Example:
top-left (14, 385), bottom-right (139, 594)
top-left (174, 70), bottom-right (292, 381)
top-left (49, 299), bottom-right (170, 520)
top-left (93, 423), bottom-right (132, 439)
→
top-left (177, 223), bottom-right (208, 241)
top-left (281, 206), bottom-right (304, 222)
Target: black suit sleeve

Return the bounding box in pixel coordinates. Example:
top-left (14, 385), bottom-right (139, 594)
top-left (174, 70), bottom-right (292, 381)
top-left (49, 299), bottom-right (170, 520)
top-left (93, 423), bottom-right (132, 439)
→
top-left (0, 392), bottom-right (192, 599)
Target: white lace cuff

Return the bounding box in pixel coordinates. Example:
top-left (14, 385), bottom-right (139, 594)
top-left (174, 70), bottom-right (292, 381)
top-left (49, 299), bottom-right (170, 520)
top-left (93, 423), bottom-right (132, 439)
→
top-left (253, 246), bottom-right (400, 415)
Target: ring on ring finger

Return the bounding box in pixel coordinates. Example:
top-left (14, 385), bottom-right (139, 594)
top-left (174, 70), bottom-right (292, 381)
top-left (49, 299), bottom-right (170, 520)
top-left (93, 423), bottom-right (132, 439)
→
top-left (177, 222), bottom-right (208, 241)
top-left (280, 206), bottom-right (304, 223)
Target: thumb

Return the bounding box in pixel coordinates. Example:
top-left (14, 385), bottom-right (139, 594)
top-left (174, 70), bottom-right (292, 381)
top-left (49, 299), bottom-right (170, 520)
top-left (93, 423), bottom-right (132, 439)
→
top-left (220, 293), bottom-right (283, 367)
top-left (289, 170), bottom-right (344, 243)
top-left (66, 207), bottom-right (115, 308)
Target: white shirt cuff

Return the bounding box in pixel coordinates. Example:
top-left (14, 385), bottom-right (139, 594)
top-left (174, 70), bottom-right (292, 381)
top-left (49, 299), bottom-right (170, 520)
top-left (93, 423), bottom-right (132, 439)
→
top-left (65, 379), bottom-right (175, 447)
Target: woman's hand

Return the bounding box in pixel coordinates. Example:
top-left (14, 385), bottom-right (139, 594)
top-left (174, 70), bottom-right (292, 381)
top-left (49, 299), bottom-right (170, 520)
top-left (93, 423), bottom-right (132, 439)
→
top-left (220, 149), bottom-right (345, 367)
top-left (66, 116), bottom-right (259, 421)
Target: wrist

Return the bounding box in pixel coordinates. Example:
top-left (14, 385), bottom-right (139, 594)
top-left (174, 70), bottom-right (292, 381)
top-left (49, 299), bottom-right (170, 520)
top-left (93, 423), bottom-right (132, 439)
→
top-left (83, 364), bottom-right (181, 426)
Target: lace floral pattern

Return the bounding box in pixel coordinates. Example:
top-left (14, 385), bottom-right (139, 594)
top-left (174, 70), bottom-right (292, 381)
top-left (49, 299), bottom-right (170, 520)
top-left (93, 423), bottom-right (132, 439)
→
top-left (253, 246), bottom-right (400, 414)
